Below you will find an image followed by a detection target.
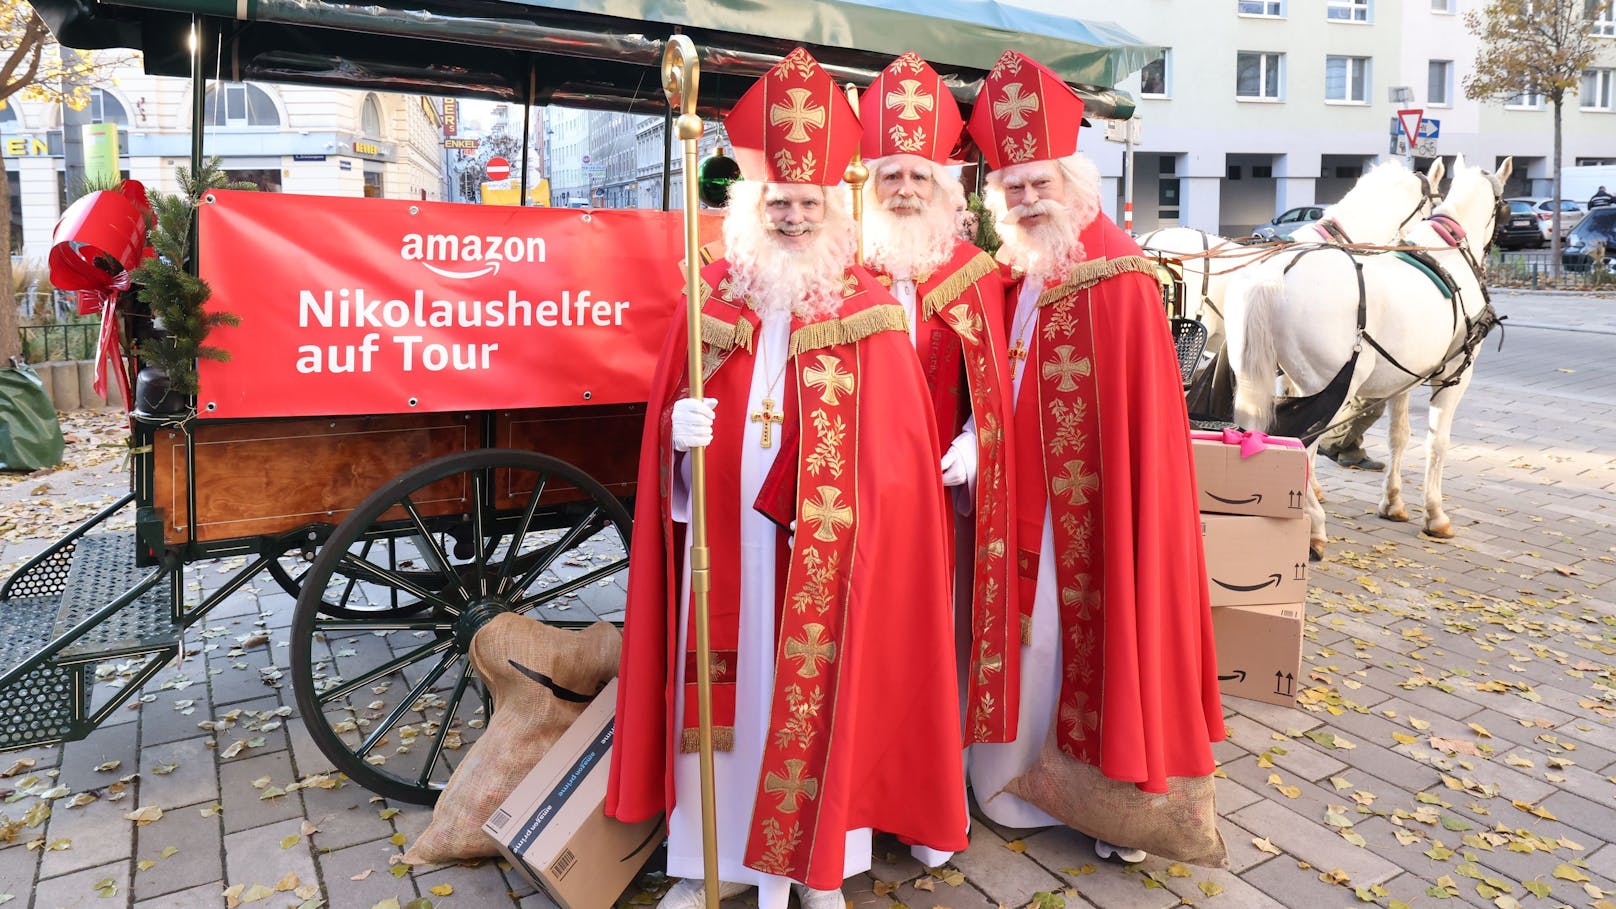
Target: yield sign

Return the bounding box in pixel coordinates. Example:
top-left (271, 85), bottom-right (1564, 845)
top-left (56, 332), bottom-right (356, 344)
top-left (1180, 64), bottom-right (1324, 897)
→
top-left (1397, 109), bottom-right (1424, 146)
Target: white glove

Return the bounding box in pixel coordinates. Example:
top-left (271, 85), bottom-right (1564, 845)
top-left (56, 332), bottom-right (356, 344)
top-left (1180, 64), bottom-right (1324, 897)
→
top-left (939, 431), bottom-right (978, 487)
top-left (671, 397), bottom-right (717, 452)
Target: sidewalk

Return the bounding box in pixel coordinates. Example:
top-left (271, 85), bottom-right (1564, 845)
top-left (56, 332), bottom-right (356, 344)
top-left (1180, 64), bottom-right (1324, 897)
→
top-left (0, 289), bottom-right (1612, 909)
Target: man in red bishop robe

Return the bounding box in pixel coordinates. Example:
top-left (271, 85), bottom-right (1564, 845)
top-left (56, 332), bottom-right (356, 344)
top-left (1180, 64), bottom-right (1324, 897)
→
top-left (857, 52), bottom-right (1020, 763)
top-left (962, 50), bottom-right (1225, 863)
top-left (606, 47), bottom-right (968, 909)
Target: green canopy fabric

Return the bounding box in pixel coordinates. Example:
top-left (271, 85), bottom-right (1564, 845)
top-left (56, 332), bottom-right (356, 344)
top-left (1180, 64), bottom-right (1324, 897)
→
top-left (39, 0), bottom-right (1155, 117)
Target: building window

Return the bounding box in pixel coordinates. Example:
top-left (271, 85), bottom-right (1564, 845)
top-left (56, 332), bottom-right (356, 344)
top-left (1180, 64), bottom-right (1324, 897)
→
top-left (6, 168), bottom-right (20, 255)
top-left (1140, 50), bottom-right (1171, 97)
top-left (1237, 52), bottom-right (1284, 100)
top-left (1428, 60), bottom-right (1453, 106)
top-left (86, 89), bottom-right (128, 125)
top-left (1431, 0), bottom-right (1455, 11)
top-left (0, 105), bottom-right (17, 130)
top-left (1238, 0), bottom-right (1284, 16)
top-left (361, 95), bottom-right (384, 137)
top-left (1507, 86), bottom-right (1546, 109)
top-left (1328, 0), bottom-right (1371, 21)
top-left (1326, 56), bottom-right (1371, 103)
top-left (1583, 68), bottom-right (1615, 110)
top-left (1592, 1), bottom-right (1615, 37)
top-left (203, 83), bottom-right (280, 127)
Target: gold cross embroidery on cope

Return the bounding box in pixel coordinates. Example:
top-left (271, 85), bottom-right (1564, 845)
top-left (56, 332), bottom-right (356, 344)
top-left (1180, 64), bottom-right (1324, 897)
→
top-left (803, 354), bottom-right (855, 405)
top-left (751, 398), bottom-right (784, 448)
top-left (784, 623), bottom-right (837, 678)
top-left (763, 759), bottom-right (820, 812)
top-left (770, 88), bottom-right (826, 143)
top-left (801, 486), bottom-right (853, 542)
top-left (1042, 344), bottom-right (1092, 392)
top-left (1051, 459), bottom-right (1099, 506)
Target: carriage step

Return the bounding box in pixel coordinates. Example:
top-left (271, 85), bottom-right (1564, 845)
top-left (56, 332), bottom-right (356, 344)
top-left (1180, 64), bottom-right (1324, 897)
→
top-left (0, 596), bottom-right (91, 749)
top-left (52, 534), bottom-right (179, 665)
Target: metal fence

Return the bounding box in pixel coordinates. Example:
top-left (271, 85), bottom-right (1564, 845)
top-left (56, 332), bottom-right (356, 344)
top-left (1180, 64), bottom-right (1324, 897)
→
top-left (18, 322), bottom-right (100, 362)
top-left (1487, 249), bottom-right (1616, 291)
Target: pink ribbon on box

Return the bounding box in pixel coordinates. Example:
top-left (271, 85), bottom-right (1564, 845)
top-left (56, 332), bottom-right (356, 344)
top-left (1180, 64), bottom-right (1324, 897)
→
top-left (47, 182), bottom-right (152, 410)
top-left (1190, 428), bottom-right (1305, 459)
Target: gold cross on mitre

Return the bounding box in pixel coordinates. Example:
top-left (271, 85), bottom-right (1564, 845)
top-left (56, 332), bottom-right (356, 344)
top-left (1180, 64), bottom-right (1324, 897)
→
top-left (751, 398), bottom-right (784, 448)
top-left (770, 88), bottom-right (826, 143)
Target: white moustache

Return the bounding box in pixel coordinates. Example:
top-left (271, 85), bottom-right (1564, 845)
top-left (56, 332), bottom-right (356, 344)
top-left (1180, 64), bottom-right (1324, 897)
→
top-left (766, 221), bottom-right (824, 237)
top-left (1005, 198), bottom-right (1064, 225)
top-left (884, 196), bottom-right (925, 213)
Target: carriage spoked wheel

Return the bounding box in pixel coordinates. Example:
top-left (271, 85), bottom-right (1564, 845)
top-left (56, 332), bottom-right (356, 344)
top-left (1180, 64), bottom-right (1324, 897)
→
top-left (269, 532), bottom-right (463, 619)
top-left (289, 449), bottom-right (632, 804)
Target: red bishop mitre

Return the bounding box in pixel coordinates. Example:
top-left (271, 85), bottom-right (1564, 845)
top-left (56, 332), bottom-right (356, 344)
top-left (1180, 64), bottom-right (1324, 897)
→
top-left (859, 52), bottom-right (964, 164)
top-left (724, 47), bottom-right (860, 185)
top-left (965, 50), bottom-right (1085, 172)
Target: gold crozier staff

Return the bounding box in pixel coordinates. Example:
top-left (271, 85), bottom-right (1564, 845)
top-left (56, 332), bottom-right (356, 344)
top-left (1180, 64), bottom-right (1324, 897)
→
top-left (660, 35), bottom-right (721, 909)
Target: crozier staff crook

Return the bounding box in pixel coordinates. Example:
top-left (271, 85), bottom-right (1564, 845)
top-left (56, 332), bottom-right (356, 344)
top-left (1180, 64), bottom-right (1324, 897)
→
top-left (662, 34), bottom-right (722, 909)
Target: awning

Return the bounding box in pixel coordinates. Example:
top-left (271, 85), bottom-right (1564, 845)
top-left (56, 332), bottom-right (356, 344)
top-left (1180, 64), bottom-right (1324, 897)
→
top-left (33, 0), bottom-right (1158, 119)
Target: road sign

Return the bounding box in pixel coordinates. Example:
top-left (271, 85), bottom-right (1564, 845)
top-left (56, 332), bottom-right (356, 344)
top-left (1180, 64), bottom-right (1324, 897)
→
top-left (486, 157), bottom-right (511, 181)
top-left (1418, 118), bottom-right (1440, 140)
top-left (1397, 109), bottom-right (1423, 147)
top-left (1393, 135), bottom-right (1439, 158)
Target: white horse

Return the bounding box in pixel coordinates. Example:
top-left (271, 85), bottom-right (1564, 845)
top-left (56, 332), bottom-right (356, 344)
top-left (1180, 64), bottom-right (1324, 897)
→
top-left (1223, 156), bottom-right (1509, 559)
top-left (1139, 159), bottom-right (1442, 353)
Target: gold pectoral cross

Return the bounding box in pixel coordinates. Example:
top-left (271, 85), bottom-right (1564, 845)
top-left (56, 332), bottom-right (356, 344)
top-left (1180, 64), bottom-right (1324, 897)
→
top-left (1008, 339), bottom-right (1029, 363)
top-left (750, 398), bottom-right (784, 448)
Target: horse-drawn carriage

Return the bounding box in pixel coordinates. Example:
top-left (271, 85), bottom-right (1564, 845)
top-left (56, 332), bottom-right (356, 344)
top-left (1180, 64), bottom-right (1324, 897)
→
top-left (5, 0), bottom-right (1159, 805)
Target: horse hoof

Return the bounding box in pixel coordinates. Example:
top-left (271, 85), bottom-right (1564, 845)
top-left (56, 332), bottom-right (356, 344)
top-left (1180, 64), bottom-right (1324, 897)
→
top-left (1424, 522), bottom-right (1455, 539)
top-left (1309, 541), bottom-right (1326, 562)
top-left (1378, 506), bottom-right (1409, 523)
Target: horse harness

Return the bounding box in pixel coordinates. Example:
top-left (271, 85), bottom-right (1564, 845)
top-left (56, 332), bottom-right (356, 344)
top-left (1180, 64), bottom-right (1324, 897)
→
top-left (1277, 217), bottom-right (1504, 402)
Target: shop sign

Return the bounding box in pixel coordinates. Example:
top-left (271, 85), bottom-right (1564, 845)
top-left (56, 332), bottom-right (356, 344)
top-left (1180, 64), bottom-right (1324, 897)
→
top-left (2, 135), bottom-right (50, 157)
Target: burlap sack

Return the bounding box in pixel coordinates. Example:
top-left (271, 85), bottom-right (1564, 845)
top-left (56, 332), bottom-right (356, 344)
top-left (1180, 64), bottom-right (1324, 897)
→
top-left (404, 616), bottom-right (622, 864)
top-left (1002, 727), bottom-right (1228, 868)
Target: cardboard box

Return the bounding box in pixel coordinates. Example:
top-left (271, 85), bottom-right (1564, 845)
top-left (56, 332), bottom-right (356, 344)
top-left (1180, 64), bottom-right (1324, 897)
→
top-left (1201, 513), bottom-right (1310, 607)
top-left (1212, 602), bottom-right (1305, 707)
top-left (484, 679), bottom-right (661, 909)
top-left (1191, 433), bottom-right (1308, 519)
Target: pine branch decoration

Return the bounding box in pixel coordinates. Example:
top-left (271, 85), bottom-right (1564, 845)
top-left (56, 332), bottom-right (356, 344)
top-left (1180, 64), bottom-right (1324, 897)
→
top-left (130, 157), bottom-right (253, 396)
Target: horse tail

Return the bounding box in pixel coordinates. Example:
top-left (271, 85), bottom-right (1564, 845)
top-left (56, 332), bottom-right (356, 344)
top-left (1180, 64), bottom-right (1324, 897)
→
top-left (1228, 270), bottom-right (1285, 432)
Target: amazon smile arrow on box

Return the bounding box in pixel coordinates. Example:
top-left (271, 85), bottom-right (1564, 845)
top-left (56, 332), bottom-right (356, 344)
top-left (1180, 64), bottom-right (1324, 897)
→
top-left (1200, 514), bottom-right (1310, 607)
top-left (1191, 431), bottom-right (1308, 519)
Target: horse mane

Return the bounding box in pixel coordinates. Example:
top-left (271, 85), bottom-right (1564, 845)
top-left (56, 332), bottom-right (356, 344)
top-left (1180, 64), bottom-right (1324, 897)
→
top-left (1323, 162), bottom-right (1417, 232)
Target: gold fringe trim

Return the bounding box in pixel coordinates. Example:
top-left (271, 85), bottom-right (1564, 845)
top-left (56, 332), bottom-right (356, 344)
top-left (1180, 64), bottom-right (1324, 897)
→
top-left (1020, 615), bottom-right (1033, 646)
top-left (789, 304), bottom-right (909, 357)
top-left (700, 313), bottom-right (754, 354)
top-left (680, 726), bottom-right (735, 754)
top-left (922, 252), bottom-right (999, 321)
top-left (1036, 256), bottom-right (1161, 309)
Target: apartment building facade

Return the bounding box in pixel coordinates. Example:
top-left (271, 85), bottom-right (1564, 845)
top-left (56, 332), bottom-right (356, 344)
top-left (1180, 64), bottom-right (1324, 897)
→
top-left (1080, 0), bottom-right (1616, 236)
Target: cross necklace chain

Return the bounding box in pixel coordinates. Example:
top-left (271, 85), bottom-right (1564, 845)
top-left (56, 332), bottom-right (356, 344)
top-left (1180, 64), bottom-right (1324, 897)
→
top-left (1008, 297), bottom-right (1038, 364)
top-left (749, 341), bottom-right (789, 449)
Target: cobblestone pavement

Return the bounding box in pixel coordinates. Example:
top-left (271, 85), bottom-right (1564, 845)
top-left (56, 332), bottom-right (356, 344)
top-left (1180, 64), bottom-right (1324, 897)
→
top-left (0, 289), bottom-right (1611, 909)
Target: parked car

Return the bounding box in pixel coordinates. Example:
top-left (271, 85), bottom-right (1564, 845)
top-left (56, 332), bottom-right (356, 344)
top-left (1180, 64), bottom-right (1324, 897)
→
top-left (1494, 200), bottom-right (1545, 250)
top-left (1560, 208), bottom-right (1616, 273)
top-left (1506, 196), bottom-right (1587, 242)
top-left (1252, 205), bottom-right (1325, 241)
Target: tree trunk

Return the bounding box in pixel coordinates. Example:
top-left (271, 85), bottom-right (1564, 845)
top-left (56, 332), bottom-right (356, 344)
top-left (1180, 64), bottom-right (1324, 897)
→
top-left (0, 162), bottom-right (19, 363)
top-left (1552, 97), bottom-right (1564, 281)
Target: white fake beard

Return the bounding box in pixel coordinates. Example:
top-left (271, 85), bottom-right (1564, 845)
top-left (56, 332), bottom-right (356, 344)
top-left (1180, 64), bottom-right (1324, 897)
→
top-left (864, 196), bottom-right (957, 279)
top-left (726, 218), bottom-right (856, 320)
top-left (996, 198), bottom-right (1086, 283)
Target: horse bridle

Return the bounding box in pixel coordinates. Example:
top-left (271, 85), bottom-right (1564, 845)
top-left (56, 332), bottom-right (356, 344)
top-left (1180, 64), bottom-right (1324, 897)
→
top-left (1394, 170), bottom-right (1444, 238)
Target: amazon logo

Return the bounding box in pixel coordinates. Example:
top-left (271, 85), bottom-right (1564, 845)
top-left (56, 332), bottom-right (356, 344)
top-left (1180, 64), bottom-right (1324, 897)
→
top-left (401, 232), bottom-right (548, 280)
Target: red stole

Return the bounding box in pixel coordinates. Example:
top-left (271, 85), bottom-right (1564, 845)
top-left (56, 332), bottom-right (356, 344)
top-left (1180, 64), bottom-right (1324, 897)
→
top-left (1007, 216), bottom-right (1225, 792)
top-left (900, 243), bottom-right (1021, 745)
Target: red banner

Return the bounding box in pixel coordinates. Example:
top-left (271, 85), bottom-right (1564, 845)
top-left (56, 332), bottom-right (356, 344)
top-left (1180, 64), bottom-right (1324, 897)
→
top-left (198, 191), bottom-right (716, 419)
